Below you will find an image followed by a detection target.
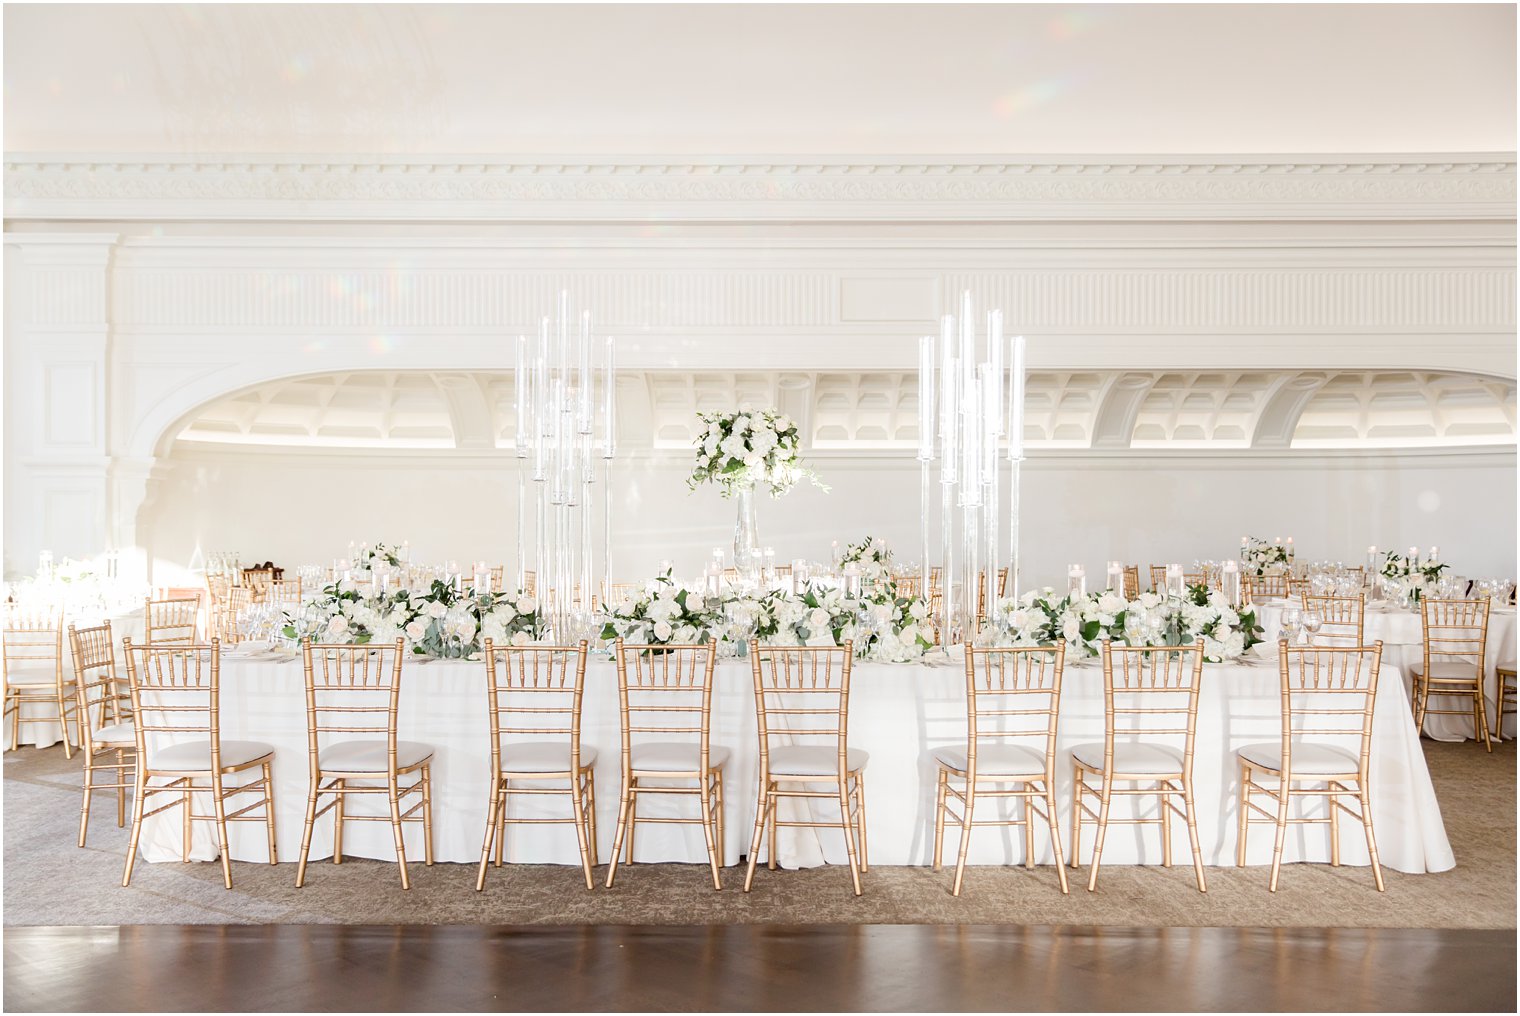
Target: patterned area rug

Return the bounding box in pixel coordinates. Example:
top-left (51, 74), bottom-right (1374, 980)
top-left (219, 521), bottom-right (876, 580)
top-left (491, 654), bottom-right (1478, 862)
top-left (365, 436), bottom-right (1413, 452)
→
top-left (4, 740), bottom-right (1513, 928)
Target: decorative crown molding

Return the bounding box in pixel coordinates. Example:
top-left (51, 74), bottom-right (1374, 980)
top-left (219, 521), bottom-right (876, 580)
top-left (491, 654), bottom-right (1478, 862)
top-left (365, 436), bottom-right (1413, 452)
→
top-left (5, 154), bottom-right (1515, 223)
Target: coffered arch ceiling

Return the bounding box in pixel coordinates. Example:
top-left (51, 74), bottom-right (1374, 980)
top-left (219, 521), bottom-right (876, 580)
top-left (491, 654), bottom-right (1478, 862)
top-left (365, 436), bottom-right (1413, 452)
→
top-left (171, 369), bottom-right (1517, 455)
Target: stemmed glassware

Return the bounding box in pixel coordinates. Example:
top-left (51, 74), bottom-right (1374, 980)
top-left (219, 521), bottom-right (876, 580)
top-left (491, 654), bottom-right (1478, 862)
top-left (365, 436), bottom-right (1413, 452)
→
top-left (1300, 609), bottom-right (1323, 646)
top-left (1280, 605), bottom-right (1303, 646)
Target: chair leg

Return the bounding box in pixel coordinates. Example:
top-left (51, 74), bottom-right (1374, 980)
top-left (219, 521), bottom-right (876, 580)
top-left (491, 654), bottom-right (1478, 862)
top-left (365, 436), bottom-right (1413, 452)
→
top-left (1069, 763), bottom-right (1084, 869)
top-left (605, 775), bottom-right (634, 889)
top-left (713, 769), bottom-right (725, 867)
top-left (950, 782), bottom-right (974, 898)
top-left (854, 771), bottom-right (869, 873)
top-left (586, 771), bottom-right (599, 868)
top-left (932, 768), bottom-right (948, 871)
top-left (1159, 782), bottom-right (1173, 868)
top-left (1086, 777), bottom-right (1114, 892)
top-left (78, 751), bottom-right (94, 848)
top-left (1475, 685), bottom-right (1493, 753)
top-left (1236, 763), bottom-right (1251, 867)
top-left (1045, 786), bottom-right (1070, 894)
top-left (295, 778), bottom-right (321, 888)
top-left (767, 786), bottom-right (779, 871)
top-left (836, 779), bottom-right (863, 896)
top-left (1358, 785), bottom-right (1385, 892)
top-left (55, 687), bottom-right (73, 760)
top-left (333, 780), bottom-right (345, 864)
top-left (420, 765), bottom-right (434, 866)
top-left (1181, 781), bottom-right (1207, 893)
top-left (475, 781), bottom-right (504, 892)
top-left (211, 778), bottom-right (234, 890)
top-left (262, 761), bottom-right (278, 864)
top-left (1022, 790), bottom-right (1036, 870)
top-left (121, 773), bottom-right (148, 887)
top-left (387, 778), bottom-right (410, 890)
top-left (494, 780), bottom-right (508, 867)
top-left (743, 783), bottom-right (771, 893)
top-left (699, 773), bottom-right (722, 891)
top-left (1328, 784), bottom-right (1341, 867)
top-left (116, 749), bottom-right (128, 828)
top-left (1268, 777), bottom-right (1291, 893)
top-left (626, 780), bottom-right (639, 865)
top-left (569, 770), bottom-right (595, 891)
top-left (181, 785), bottom-right (193, 863)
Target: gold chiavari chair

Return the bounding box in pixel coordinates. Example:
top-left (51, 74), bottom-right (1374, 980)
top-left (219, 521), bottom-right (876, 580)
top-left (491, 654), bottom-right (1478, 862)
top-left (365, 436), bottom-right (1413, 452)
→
top-left (218, 587), bottom-right (254, 643)
top-left (774, 564), bottom-right (793, 579)
top-left (1496, 665), bottom-right (1516, 742)
top-left (120, 639), bottom-right (277, 889)
top-left (1242, 573), bottom-right (1289, 604)
top-left (605, 641), bottom-right (727, 890)
top-left (1183, 572), bottom-right (1206, 590)
top-left (1288, 578), bottom-right (1311, 603)
top-left (242, 567), bottom-right (276, 600)
top-left (522, 571), bottom-right (537, 595)
top-left (477, 639), bottom-right (597, 891)
top-left (207, 575), bottom-right (233, 635)
top-left (68, 623), bottom-right (136, 845)
top-left (1236, 641), bottom-right (1386, 892)
top-left (3, 609), bottom-right (76, 757)
top-left (1122, 566), bottom-right (1141, 600)
top-left (145, 596), bottom-right (200, 646)
top-left (1410, 598), bottom-right (1493, 751)
top-left (1070, 641), bottom-right (1208, 893)
top-left (744, 641), bottom-right (867, 896)
top-left (265, 578), bottom-right (304, 611)
top-left (1149, 565), bottom-right (1168, 593)
top-left (295, 639), bottom-right (434, 889)
top-left (489, 566), bottom-right (505, 592)
top-left (894, 574), bottom-right (924, 599)
top-left (934, 644), bottom-right (1070, 896)
top-left (1304, 593), bottom-right (1365, 648)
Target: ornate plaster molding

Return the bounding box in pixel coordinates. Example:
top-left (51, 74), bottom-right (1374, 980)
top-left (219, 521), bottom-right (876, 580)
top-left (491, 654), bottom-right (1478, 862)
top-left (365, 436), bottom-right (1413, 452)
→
top-left (5, 155), bottom-right (1514, 222)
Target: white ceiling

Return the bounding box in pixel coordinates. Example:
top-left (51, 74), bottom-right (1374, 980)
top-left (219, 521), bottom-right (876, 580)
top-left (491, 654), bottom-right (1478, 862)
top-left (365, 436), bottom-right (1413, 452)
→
top-left (5, 3), bottom-right (1514, 157)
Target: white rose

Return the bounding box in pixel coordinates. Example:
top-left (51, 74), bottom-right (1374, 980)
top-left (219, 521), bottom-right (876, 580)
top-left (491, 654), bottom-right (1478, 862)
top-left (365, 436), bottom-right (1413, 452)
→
top-left (405, 619), bottom-right (430, 641)
top-left (809, 608), bottom-right (830, 630)
top-left (424, 600), bottom-right (448, 619)
top-left (516, 596), bottom-right (537, 613)
top-left (653, 620), bottom-right (674, 641)
top-left (510, 631), bottom-right (532, 647)
top-left (326, 615), bottom-right (350, 638)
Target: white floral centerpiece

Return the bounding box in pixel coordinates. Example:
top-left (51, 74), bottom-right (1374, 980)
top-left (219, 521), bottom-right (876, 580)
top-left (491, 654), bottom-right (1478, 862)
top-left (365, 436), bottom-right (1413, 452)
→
top-left (598, 571), bottom-right (715, 646)
top-left (980, 586), bottom-right (1262, 663)
top-left (839, 536), bottom-right (897, 592)
top-left (687, 409), bottom-right (824, 498)
top-left (795, 584), bottom-right (933, 663)
top-left (281, 579), bottom-right (545, 658)
top-left (1242, 537), bottom-right (1289, 577)
top-left (1380, 552), bottom-right (1449, 605)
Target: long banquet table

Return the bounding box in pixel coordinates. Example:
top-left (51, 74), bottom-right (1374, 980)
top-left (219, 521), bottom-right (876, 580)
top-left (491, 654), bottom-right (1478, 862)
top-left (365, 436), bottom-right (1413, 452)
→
top-left (140, 647), bottom-right (1455, 875)
top-left (1256, 601), bottom-right (1517, 741)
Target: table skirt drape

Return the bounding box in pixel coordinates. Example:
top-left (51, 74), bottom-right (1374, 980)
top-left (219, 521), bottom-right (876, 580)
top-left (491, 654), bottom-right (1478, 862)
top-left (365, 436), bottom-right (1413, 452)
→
top-left (139, 650), bottom-right (1455, 874)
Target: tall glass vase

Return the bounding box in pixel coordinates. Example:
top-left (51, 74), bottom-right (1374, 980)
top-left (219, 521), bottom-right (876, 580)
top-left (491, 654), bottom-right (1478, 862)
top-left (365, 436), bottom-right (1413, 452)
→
top-left (733, 483), bottom-right (762, 575)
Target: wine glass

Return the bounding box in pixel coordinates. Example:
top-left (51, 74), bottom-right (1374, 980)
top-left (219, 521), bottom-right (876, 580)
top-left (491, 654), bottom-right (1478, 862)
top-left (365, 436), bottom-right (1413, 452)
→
top-left (1301, 609), bottom-right (1323, 646)
top-left (1280, 605), bottom-right (1302, 646)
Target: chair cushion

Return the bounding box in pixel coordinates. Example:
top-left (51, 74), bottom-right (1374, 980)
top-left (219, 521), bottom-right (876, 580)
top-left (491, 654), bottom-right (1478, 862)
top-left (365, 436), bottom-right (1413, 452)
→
top-left (92, 721), bottom-right (135, 746)
top-left (1237, 740), bottom-right (1360, 776)
top-left (5, 663), bottom-right (67, 686)
top-left (151, 739), bottom-right (274, 771)
top-left (1070, 741), bottom-right (1184, 775)
top-left (629, 741), bottom-right (730, 773)
top-left (767, 744), bottom-right (868, 777)
top-left (319, 739), bottom-right (434, 773)
top-left (1410, 661), bottom-right (1482, 682)
top-left (498, 741), bottom-right (598, 774)
top-left (932, 743), bottom-right (1048, 779)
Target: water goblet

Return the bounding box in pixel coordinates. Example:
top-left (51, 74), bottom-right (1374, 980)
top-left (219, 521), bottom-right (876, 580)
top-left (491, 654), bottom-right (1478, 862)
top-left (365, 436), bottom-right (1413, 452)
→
top-left (1301, 609), bottom-right (1323, 646)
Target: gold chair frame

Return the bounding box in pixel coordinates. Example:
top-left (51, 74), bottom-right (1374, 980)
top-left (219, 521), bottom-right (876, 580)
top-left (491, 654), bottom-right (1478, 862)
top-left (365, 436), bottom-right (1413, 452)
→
top-left (121, 639), bottom-right (277, 889)
top-left (1237, 641), bottom-right (1385, 892)
top-left (744, 641), bottom-right (867, 896)
top-left (1303, 593), bottom-right (1365, 648)
top-left (477, 640), bottom-right (597, 892)
top-left (934, 644), bottom-right (1070, 896)
top-left (1122, 566), bottom-right (1141, 600)
top-left (606, 641), bottom-right (726, 890)
top-left (1411, 598), bottom-right (1492, 751)
top-left (1496, 665), bottom-right (1516, 742)
top-left (144, 596), bottom-right (200, 646)
top-left (68, 622), bottom-right (136, 846)
top-left (295, 639), bottom-right (434, 889)
top-left (1149, 565), bottom-right (1168, 593)
top-left (3, 609), bottom-right (76, 758)
top-left (1071, 641), bottom-right (1208, 893)
top-left (218, 587), bottom-right (254, 643)
top-left (1243, 573), bottom-right (1289, 604)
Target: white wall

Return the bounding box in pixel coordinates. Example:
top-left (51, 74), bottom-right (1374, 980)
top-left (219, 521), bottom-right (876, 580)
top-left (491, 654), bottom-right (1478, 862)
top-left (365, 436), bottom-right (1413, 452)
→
top-left (146, 447), bottom-right (1518, 591)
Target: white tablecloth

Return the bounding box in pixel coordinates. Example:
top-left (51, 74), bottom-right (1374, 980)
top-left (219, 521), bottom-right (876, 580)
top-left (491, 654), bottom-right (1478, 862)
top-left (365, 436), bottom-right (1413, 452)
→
top-left (6, 609), bottom-right (145, 750)
top-left (140, 648), bottom-right (1454, 875)
top-left (1256, 601), bottom-right (1517, 741)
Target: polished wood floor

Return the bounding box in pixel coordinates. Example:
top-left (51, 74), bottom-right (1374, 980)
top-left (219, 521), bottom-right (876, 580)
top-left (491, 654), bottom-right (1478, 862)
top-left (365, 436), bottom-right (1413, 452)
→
top-left (5, 923), bottom-right (1514, 1012)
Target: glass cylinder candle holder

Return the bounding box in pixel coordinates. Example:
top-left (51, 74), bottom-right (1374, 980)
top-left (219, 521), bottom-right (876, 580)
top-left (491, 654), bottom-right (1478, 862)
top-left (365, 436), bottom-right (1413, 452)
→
top-left (1106, 561), bottom-right (1124, 593)
top-left (1166, 564), bottom-right (1185, 599)
top-left (1068, 564), bottom-right (1086, 599)
top-left (1222, 560), bottom-right (1241, 606)
top-left (843, 564), bottom-right (862, 598)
